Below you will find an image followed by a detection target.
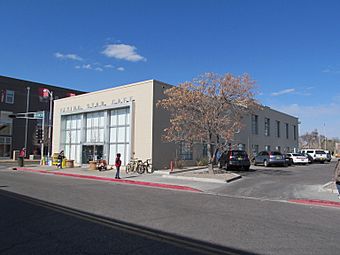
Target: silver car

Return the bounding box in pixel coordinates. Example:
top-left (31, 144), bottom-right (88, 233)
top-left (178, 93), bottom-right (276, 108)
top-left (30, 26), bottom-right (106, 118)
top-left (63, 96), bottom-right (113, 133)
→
top-left (254, 151), bottom-right (286, 167)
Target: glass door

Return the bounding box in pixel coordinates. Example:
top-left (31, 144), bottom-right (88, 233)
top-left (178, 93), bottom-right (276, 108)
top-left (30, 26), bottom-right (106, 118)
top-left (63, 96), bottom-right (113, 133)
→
top-left (82, 145), bottom-right (103, 164)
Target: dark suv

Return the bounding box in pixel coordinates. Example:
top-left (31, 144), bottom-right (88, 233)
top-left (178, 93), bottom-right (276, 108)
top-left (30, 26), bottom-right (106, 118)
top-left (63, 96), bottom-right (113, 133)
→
top-left (220, 150), bottom-right (250, 171)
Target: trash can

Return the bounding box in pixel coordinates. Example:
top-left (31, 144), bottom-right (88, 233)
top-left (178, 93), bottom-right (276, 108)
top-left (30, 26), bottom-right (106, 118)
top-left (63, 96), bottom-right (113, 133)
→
top-left (18, 157), bottom-right (24, 167)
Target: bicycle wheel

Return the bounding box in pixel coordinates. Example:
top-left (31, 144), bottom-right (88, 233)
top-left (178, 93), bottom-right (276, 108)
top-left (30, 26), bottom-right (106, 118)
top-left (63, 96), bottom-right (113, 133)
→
top-left (126, 163), bottom-right (132, 174)
top-left (136, 164), bottom-right (145, 174)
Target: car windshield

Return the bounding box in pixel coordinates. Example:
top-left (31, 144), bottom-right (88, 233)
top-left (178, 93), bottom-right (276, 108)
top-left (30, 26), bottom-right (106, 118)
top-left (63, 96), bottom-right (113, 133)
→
top-left (270, 151), bottom-right (282, 155)
top-left (316, 150), bottom-right (326, 154)
top-left (292, 153), bottom-right (303, 156)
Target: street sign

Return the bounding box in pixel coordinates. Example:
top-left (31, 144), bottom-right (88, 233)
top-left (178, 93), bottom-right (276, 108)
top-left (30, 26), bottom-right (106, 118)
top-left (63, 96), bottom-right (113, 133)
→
top-left (34, 111), bottom-right (44, 119)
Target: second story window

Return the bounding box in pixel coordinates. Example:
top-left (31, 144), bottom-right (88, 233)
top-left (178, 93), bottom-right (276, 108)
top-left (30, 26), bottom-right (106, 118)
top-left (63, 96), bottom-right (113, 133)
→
top-left (5, 90), bottom-right (15, 104)
top-left (264, 118), bottom-right (270, 136)
top-left (251, 114), bottom-right (258, 135)
top-left (293, 125), bottom-right (297, 140)
top-left (276, 120), bottom-right (280, 138)
top-left (286, 123), bottom-right (289, 139)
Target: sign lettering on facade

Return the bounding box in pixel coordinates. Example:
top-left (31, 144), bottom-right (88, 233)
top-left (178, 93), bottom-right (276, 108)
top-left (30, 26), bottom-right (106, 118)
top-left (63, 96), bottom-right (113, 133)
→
top-left (60, 96), bottom-right (133, 114)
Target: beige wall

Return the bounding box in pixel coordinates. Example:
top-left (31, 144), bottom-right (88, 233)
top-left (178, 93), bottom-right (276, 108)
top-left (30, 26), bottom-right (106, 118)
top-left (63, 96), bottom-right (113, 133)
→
top-left (52, 80), bottom-right (154, 162)
top-left (234, 106), bottom-right (299, 155)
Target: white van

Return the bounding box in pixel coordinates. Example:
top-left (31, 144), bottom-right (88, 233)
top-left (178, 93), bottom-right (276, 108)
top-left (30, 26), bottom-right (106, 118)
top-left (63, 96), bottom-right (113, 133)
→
top-left (300, 149), bottom-right (328, 163)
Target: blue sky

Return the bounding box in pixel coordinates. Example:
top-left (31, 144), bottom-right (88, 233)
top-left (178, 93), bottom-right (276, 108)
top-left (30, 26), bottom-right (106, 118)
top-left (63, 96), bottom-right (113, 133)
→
top-left (1, 0), bottom-right (340, 138)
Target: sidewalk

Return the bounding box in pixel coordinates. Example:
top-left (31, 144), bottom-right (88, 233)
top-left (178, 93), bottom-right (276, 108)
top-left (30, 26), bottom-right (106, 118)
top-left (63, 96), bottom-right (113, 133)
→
top-left (9, 164), bottom-right (237, 193)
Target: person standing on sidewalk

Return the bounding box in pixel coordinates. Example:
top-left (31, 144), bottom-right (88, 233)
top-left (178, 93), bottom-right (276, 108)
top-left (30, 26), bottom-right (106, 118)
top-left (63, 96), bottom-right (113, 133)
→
top-left (333, 159), bottom-right (340, 199)
top-left (115, 153), bottom-right (122, 179)
top-left (18, 148), bottom-right (26, 167)
top-left (57, 150), bottom-right (65, 169)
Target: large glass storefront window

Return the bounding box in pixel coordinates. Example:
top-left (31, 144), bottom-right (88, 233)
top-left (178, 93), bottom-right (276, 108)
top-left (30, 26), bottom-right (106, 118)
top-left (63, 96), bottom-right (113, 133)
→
top-left (61, 114), bottom-right (82, 163)
top-left (85, 112), bottom-right (105, 143)
top-left (109, 108), bottom-right (130, 165)
top-left (61, 107), bottom-right (130, 165)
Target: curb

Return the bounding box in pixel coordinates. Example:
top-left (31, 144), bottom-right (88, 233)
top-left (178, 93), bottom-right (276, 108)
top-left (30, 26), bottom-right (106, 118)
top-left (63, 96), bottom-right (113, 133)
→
top-left (14, 167), bottom-right (203, 193)
top-left (161, 173), bottom-right (242, 184)
top-left (226, 174), bottom-right (242, 183)
top-left (161, 175), bottom-right (226, 184)
top-left (289, 199), bottom-right (340, 208)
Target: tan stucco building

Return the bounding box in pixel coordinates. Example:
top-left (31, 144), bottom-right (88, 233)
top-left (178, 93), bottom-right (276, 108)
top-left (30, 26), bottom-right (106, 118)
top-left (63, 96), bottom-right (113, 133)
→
top-left (52, 80), bottom-right (299, 169)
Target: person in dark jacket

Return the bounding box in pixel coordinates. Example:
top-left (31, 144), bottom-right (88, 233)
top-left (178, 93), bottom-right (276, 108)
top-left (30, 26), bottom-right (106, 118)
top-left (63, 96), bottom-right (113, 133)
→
top-left (115, 153), bottom-right (122, 179)
top-left (57, 150), bottom-right (65, 169)
top-left (333, 159), bottom-right (340, 199)
top-left (18, 148), bottom-right (26, 167)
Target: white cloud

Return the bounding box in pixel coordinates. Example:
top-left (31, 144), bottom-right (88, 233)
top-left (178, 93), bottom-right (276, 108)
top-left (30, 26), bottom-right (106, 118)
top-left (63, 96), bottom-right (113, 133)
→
top-left (271, 88), bottom-right (295, 96)
top-left (75, 64), bottom-right (102, 71)
top-left (104, 64), bottom-right (115, 68)
top-left (102, 44), bottom-right (146, 62)
top-left (117, 67), bottom-right (125, 71)
top-left (54, 52), bottom-right (83, 61)
top-left (322, 67), bottom-right (340, 74)
top-left (272, 103), bottom-right (340, 138)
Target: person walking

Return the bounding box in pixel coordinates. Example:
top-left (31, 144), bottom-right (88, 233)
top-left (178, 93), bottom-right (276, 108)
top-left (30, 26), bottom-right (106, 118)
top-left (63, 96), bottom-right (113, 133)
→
top-left (115, 153), bottom-right (122, 179)
top-left (333, 159), bottom-right (340, 199)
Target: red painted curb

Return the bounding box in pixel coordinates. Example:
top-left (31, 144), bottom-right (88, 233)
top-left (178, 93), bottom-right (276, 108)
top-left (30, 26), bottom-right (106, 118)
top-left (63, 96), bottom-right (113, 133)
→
top-left (15, 167), bottom-right (202, 193)
top-left (289, 199), bottom-right (340, 208)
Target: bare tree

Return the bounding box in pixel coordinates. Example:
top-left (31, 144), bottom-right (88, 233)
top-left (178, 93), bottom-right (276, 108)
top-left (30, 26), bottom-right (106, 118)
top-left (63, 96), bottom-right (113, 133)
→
top-left (157, 72), bottom-right (258, 172)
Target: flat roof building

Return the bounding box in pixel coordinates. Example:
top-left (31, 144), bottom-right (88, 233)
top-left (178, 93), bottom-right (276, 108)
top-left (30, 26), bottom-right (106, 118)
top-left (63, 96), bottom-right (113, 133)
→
top-left (52, 80), bottom-right (299, 169)
top-left (0, 75), bottom-right (85, 159)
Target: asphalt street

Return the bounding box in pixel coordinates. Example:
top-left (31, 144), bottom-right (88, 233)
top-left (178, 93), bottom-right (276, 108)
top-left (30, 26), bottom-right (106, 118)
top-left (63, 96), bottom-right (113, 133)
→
top-left (1, 163), bottom-right (340, 255)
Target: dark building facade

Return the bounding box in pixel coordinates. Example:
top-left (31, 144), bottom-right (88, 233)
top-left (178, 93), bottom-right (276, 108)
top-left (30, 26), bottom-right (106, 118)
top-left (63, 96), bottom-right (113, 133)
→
top-left (0, 75), bottom-right (85, 159)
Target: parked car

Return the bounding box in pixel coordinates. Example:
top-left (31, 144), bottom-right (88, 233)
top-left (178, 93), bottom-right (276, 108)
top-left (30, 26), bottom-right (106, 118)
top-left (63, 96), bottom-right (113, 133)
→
top-left (283, 154), bottom-right (293, 166)
top-left (301, 152), bottom-right (313, 163)
top-left (325, 150), bottom-right (332, 162)
top-left (300, 149), bottom-right (328, 163)
top-left (254, 151), bottom-right (286, 167)
top-left (285, 153), bottom-right (308, 165)
top-left (220, 150), bottom-right (250, 171)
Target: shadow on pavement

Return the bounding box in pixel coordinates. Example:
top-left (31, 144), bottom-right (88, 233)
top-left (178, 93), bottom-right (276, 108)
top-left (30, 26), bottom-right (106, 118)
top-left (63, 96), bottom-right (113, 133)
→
top-left (0, 189), bottom-right (260, 255)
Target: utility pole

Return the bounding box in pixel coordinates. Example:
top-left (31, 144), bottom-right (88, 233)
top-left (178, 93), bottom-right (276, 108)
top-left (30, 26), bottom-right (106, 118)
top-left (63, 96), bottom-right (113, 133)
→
top-left (24, 87), bottom-right (30, 156)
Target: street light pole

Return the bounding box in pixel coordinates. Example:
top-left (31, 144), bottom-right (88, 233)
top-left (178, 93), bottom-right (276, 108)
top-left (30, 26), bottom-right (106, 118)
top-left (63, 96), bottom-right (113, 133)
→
top-left (43, 89), bottom-right (53, 158)
top-left (24, 87), bottom-right (30, 156)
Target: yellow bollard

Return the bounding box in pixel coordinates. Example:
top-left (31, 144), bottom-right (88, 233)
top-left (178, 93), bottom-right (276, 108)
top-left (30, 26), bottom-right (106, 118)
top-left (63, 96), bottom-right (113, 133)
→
top-left (62, 158), bottom-right (67, 168)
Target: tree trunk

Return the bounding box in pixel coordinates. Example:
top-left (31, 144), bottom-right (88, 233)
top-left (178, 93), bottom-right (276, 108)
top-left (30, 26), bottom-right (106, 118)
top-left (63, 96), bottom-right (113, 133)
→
top-left (208, 162), bottom-right (214, 174)
top-left (207, 132), bottom-right (215, 174)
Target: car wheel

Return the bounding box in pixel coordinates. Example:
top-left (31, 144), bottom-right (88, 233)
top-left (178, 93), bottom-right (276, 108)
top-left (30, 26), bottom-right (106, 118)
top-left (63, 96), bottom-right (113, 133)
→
top-left (245, 166), bottom-right (250, 171)
top-left (264, 160), bottom-right (268, 167)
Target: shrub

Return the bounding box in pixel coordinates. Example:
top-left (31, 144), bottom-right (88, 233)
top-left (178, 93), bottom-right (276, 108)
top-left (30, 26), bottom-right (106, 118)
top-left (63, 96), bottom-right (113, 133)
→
top-left (196, 157), bottom-right (209, 166)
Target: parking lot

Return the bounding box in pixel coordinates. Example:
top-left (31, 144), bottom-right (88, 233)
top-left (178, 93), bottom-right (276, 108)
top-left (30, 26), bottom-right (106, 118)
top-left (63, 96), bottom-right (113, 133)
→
top-left (213, 160), bottom-right (339, 201)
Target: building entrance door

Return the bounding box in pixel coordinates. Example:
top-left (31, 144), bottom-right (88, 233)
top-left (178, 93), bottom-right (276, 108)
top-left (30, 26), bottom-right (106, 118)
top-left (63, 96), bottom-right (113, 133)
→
top-left (82, 145), bottom-right (103, 164)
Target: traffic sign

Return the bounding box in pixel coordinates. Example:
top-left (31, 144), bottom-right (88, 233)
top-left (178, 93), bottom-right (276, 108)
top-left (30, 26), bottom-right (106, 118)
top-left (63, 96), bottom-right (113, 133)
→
top-left (34, 111), bottom-right (44, 119)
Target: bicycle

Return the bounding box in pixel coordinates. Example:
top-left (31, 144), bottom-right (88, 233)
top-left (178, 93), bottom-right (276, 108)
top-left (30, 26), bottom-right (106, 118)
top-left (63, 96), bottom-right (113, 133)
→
top-left (126, 158), bottom-right (144, 174)
top-left (143, 159), bottom-right (153, 174)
